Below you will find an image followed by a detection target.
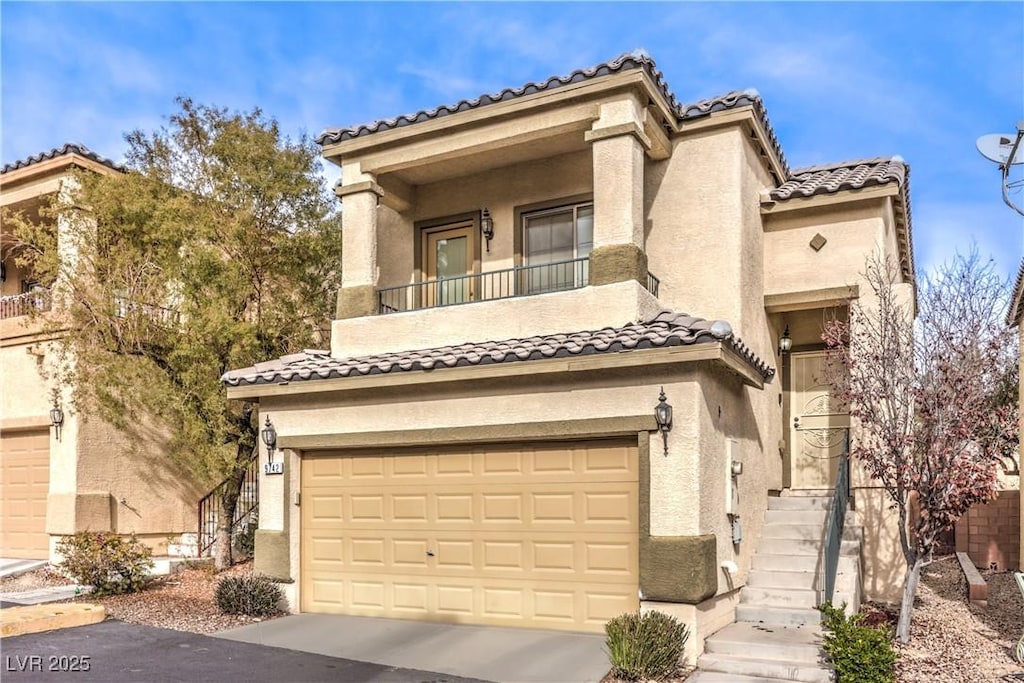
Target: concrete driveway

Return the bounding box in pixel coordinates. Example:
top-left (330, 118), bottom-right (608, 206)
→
top-left (1, 619), bottom-right (484, 682)
top-left (216, 614), bottom-right (609, 683)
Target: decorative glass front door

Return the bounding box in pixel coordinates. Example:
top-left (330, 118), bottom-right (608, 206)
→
top-left (789, 350), bottom-right (850, 489)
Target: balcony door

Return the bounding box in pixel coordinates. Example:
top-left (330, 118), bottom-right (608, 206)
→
top-left (422, 220), bottom-right (475, 307)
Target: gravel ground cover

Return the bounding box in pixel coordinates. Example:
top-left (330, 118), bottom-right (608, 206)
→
top-left (895, 555), bottom-right (1023, 682)
top-left (2, 560), bottom-right (284, 634)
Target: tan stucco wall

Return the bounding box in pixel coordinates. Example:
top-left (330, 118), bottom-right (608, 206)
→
top-left (853, 487), bottom-right (904, 604)
top-left (0, 337), bottom-right (53, 422)
top-left (764, 201), bottom-right (894, 299)
top-left (333, 280), bottom-right (659, 358)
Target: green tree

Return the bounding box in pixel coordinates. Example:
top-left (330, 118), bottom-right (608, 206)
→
top-left (8, 98), bottom-right (343, 568)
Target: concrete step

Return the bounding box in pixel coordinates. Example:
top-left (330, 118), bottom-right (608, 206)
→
top-left (149, 557), bottom-right (189, 577)
top-left (755, 538), bottom-right (860, 557)
top-left (748, 569), bottom-right (819, 590)
top-left (698, 654), bottom-right (832, 683)
top-left (764, 510), bottom-right (828, 525)
top-left (741, 586), bottom-right (819, 609)
top-left (762, 523), bottom-right (862, 542)
top-left (768, 496), bottom-right (831, 511)
top-left (689, 672), bottom-right (807, 683)
top-left (752, 552), bottom-right (861, 573)
top-left (737, 604), bottom-right (822, 626)
top-left (781, 489), bottom-right (834, 498)
top-left (703, 622), bottom-right (824, 663)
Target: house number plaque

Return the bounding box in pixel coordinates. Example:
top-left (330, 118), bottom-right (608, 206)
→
top-left (264, 462), bottom-right (284, 475)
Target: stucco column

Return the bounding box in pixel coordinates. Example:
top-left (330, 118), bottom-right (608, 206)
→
top-left (586, 97), bottom-right (648, 287)
top-left (335, 162), bottom-right (383, 320)
top-left (254, 416), bottom-right (290, 580)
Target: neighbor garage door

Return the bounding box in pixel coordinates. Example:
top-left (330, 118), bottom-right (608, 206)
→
top-left (0, 429), bottom-right (51, 558)
top-left (301, 439), bottom-right (638, 632)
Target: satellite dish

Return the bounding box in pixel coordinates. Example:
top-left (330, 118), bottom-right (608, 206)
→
top-left (978, 123), bottom-right (1024, 217)
top-left (976, 131), bottom-right (1024, 165)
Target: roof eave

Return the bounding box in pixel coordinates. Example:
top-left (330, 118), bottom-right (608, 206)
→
top-left (320, 69), bottom-right (676, 162)
top-left (0, 153), bottom-right (122, 189)
top-left (224, 340), bottom-right (768, 401)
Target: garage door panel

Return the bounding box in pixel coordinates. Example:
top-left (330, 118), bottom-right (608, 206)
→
top-left (1, 430), bottom-right (50, 559)
top-left (307, 482), bottom-right (636, 532)
top-left (302, 440), bottom-right (638, 632)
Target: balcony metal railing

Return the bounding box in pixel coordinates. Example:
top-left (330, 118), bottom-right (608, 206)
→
top-left (647, 272), bottom-right (661, 298)
top-left (0, 290), bottom-right (51, 320)
top-left (113, 297), bottom-right (180, 326)
top-left (378, 258), bottom-right (664, 315)
top-left (378, 258), bottom-right (590, 314)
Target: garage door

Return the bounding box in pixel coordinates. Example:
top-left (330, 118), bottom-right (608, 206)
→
top-left (301, 439), bottom-right (638, 632)
top-left (0, 430), bottom-right (51, 558)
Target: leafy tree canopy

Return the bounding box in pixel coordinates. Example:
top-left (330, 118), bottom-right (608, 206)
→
top-left (9, 97), bottom-right (343, 487)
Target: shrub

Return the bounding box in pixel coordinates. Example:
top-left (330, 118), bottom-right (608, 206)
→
top-left (56, 532), bottom-right (154, 596)
top-left (233, 523), bottom-right (256, 558)
top-left (605, 610), bottom-right (689, 681)
top-left (819, 602), bottom-right (896, 683)
top-left (215, 573), bottom-right (283, 617)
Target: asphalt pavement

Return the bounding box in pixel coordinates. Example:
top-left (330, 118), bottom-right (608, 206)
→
top-left (1, 619), bottom-right (488, 682)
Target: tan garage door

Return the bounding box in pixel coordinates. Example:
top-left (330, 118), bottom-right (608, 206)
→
top-left (0, 430), bottom-right (51, 558)
top-left (301, 439), bottom-right (639, 633)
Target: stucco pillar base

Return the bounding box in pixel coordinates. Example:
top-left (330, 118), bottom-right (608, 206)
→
top-left (640, 534), bottom-right (718, 603)
top-left (46, 492), bottom-right (115, 534)
top-left (336, 285), bottom-right (378, 320)
top-left (254, 530), bottom-right (290, 580)
top-left (590, 243), bottom-right (648, 287)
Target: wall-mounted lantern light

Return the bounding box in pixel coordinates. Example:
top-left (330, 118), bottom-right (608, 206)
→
top-left (778, 324), bottom-right (793, 354)
top-left (261, 415), bottom-right (282, 475)
top-left (49, 401), bottom-right (64, 441)
top-left (480, 208), bottom-right (494, 252)
top-left (654, 387), bottom-right (673, 457)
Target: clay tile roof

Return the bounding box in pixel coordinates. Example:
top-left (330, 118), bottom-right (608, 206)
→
top-left (770, 157), bottom-right (906, 200)
top-left (318, 51), bottom-right (791, 183)
top-left (1008, 259), bottom-right (1024, 327)
top-left (1, 143), bottom-right (124, 175)
top-left (221, 310), bottom-right (775, 388)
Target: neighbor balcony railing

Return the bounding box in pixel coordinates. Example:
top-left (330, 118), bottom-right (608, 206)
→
top-left (0, 290), bottom-right (51, 320)
top-left (378, 257), bottom-right (662, 314)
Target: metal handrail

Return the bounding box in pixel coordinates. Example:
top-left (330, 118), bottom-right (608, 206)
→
top-left (646, 272), bottom-right (661, 298)
top-left (821, 428), bottom-right (852, 604)
top-left (197, 449), bottom-right (259, 557)
top-left (378, 257), bottom-right (590, 314)
top-left (377, 258), bottom-right (663, 314)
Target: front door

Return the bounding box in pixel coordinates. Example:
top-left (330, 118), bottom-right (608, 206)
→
top-left (422, 222), bottom-right (474, 307)
top-left (789, 351), bottom-right (849, 490)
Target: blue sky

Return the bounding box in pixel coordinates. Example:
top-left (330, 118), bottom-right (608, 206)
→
top-left (2, 2), bottom-right (1022, 283)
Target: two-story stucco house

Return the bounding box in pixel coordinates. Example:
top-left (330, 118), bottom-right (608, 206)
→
top-left (0, 144), bottom-right (201, 562)
top-left (222, 52), bottom-right (916, 662)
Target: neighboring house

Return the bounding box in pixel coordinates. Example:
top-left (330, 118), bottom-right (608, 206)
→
top-left (1009, 260), bottom-right (1024, 570)
top-left (222, 52), bottom-right (916, 658)
top-left (0, 144), bottom-right (200, 561)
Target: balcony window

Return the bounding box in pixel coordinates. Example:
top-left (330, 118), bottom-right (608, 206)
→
top-left (523, 203), bottom-right (593, 293)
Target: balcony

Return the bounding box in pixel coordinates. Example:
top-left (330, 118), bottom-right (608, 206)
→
top-left (377, 258), bottom-right (660, 315)
top-left (0, 290), bottom-right (51, 319)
